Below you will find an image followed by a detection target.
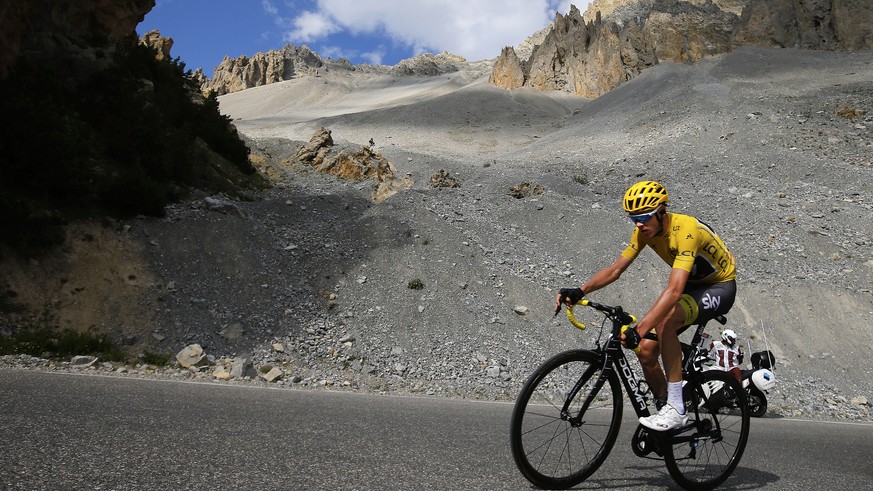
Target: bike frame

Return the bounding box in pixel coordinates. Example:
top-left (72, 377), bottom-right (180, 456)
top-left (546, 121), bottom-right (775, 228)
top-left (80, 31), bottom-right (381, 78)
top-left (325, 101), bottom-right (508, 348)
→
top-left (566, 302), bottom-right (720, 425)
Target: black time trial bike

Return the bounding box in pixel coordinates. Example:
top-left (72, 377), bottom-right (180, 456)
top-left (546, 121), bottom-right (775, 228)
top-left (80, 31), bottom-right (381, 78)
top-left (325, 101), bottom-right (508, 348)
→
top-left (509, 299), bottom-right (750, 490)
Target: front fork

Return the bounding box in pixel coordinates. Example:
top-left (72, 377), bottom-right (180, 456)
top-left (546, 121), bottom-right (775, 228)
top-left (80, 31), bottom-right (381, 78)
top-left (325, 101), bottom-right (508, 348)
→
top-left (562, 357), bottom-right (608, 426)
top-left (562, 345), bottom-right (654, 427)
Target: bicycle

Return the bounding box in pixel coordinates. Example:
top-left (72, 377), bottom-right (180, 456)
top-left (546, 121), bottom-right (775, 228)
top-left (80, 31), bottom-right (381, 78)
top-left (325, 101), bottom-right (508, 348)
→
top-left (509, 299), bottom-right (750, 490)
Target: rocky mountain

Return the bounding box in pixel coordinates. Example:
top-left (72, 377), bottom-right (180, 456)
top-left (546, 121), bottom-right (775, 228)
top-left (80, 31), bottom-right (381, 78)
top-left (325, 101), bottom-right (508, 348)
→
top-left (192, 1), bottom-right (873, 100)
top-left (203, 47), bottom-right (482, 96)
top-left (0, 0), bottom-right (154, 78)
top-left (492, 0), bottom-right (873, 98)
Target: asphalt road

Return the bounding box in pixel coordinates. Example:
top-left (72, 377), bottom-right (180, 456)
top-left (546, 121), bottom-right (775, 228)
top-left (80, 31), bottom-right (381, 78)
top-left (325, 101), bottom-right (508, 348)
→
top-left (1, 370), bottom-right (871, 490)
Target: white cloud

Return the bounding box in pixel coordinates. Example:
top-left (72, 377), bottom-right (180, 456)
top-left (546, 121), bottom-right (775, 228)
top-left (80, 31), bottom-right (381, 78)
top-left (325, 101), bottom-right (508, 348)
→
top-left (361, 50), bottom-right (386, 65)
top-left (261, 0), bottom-right (279, 17)
top-left (280, 0), bottom-right (591, 62)
top-left (286, 10), bottom-right (341, 42)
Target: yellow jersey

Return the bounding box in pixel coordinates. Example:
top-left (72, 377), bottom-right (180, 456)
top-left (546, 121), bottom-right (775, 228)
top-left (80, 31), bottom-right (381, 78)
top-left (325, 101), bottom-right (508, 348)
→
top-left (621, 212), bottom-right (736, 283)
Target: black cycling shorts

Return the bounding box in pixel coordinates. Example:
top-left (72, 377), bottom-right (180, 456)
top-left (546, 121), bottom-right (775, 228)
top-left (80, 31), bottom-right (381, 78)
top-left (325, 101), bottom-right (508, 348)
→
top-left (677, 280), bottom-right (736, 326)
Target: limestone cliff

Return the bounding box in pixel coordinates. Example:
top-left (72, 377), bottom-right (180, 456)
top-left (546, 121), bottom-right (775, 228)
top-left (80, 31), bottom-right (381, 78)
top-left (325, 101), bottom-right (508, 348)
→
top-left (202, 47), bottom-right (476, 96)
top-left (0, 0), bottom-right (155, 79)
top-left (735, 0), bottom-right (873, 51)
top-left (204, 44), bottom-right (325, 96)
top-left (489, 47), bottom-right (525, 89)
top-left (493, 0), bottom-right (873, 98)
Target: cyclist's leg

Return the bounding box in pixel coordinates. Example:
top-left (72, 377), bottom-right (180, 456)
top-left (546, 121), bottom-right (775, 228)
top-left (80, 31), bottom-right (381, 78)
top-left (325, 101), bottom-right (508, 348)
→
top-left (644, 280), bottom-right (737, 429)
top-left (657, 306), bottom-right (688, 413)
top-left (639, 305), bottom-right (688, 430)
top-left (636, 338), bottom-right (665, 403)
top-left (657, 305), bottom-right (688, 385)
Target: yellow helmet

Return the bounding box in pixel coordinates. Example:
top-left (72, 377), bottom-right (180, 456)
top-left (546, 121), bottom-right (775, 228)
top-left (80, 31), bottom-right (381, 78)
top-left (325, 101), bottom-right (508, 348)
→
top-left (623, 180), bottom-right (669, 214)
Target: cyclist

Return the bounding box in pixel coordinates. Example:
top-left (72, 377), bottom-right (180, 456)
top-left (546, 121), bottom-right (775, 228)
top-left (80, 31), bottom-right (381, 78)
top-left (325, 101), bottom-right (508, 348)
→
top-left (556, 180), bottom-right (737, 431)
top-left (709, 329), bottom-right (744, 383)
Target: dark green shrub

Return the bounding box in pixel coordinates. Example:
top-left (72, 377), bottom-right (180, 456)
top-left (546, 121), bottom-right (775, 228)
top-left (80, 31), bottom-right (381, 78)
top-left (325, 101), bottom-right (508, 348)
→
top-left (0, 329), bottom-right (126, 362)
top-left (140, 351), bottom-right (171, 366)
top-left (0, 40), bottom-right (254, 252)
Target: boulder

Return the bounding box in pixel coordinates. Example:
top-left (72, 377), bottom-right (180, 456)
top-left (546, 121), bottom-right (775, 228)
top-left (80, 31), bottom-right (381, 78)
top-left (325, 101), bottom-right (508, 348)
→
top-left (293, 128), bottom-right (399, 191)
top-left (229, 357), bottom-right (257, 379)
top-left (429, 170), bottom-right (461, 189)
top-left (175, 344), bottom-right (209, 368)
top-left (259, 367), bottom-right (283, 383)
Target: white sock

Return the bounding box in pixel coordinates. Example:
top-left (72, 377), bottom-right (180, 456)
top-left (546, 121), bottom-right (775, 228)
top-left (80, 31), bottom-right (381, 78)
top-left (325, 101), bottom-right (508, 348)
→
top-left (667, 381), bottom-right (685, 415)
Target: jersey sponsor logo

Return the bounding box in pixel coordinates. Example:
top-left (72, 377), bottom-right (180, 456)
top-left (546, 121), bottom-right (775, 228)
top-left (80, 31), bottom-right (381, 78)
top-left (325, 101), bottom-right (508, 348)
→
top-left (702, 293), bottom-right (721, 311)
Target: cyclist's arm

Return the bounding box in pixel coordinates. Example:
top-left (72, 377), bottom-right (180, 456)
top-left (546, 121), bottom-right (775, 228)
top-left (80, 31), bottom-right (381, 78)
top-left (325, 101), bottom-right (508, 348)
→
top-left (580, 255), bottom-right (633, 295)
top-left (636, 266), bottom-right (690, 332)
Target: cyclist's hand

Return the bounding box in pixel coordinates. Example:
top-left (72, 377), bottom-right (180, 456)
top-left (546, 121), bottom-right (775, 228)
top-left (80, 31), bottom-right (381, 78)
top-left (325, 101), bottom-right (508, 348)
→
top-left (622, 326), bottom-right (642, 350)
top-left (554, 287), bottom-right (584, 315)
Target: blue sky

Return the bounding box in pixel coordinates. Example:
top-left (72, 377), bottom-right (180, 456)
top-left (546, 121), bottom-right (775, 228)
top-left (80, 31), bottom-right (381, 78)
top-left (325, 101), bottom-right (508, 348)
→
top-left (137, 0), bottom-right (588, 76)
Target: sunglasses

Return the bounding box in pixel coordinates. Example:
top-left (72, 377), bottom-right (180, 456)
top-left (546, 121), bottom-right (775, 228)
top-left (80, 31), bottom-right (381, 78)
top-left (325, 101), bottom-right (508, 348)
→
top-left (629, 209), bottom-right (659, 224)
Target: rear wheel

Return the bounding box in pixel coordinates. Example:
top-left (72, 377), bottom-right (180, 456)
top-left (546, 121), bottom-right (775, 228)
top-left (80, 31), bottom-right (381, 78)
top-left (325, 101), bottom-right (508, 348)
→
top-left (510, 350), bottom-right (622, 489)
top-left (663, 369), bottom-right (750, 490)
top-left (747, 387), bottom-right (768, 417)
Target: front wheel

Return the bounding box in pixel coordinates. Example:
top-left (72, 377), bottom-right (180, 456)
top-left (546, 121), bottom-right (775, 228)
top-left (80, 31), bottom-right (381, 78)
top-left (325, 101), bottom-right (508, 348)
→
top-left (510, 349), bottom-right (622, 489)
top-left (663, 369), bottom-right (750, 490)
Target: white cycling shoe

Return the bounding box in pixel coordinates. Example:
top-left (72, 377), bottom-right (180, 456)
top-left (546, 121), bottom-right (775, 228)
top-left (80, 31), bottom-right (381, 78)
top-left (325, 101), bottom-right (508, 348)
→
top-left (639, 403), bottom-right (688, 431)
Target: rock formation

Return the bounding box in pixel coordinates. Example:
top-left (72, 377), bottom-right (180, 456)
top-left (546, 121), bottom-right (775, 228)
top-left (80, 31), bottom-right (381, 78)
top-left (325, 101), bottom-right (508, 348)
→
top-left (288, 128), bottom-right (411, 202)
top-left (735, 0), bottom-right (873, 51)
top-left (517, 4), bottom-right (660, 98)
top-left (203, 44), bottom-right (325, 96)
top-left (489, 47), bottom-right (525, 89)
top-left (0, 0), bottom-right (155, 79)
top-left (492, 0), bottom-right (873, 98)
top-left (202, 47), bottom-right (475, 96)
top-left (389, 51), bottom-right (467, 76)
top-left (138, 29), bottom-right (172, 61)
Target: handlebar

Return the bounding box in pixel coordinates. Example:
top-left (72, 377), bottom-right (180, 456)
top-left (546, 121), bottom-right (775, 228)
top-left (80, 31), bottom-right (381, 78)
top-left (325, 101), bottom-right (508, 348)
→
top-left (564, 300), bottom-right (641, 353)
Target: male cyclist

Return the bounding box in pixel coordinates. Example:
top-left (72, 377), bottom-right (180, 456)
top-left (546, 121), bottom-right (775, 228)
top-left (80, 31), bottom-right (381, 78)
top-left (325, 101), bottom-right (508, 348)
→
top-left (555, 180), bottom-right (737, 431)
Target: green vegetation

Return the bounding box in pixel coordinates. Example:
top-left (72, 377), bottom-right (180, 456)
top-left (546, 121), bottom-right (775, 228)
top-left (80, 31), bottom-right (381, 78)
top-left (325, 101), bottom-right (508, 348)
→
top-left (0, 41), bottom-right (258, 253)
top-left (140, 351), bottom-right (172, 366)
top-left (0, 329), bottom-right (126, 361)
top-left (407, 278), bottom-right (425, 290)
top-left (573, 174), bottom-right (589, 185)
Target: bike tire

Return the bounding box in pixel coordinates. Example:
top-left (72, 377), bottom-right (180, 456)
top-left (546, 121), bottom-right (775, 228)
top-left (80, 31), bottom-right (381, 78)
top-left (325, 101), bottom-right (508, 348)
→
top-left (663, 369), bottom-right (750, 490)
top-left (747, 387), bottom-right (768, 417)
top-left (509, 349), bottom-right (622, 489)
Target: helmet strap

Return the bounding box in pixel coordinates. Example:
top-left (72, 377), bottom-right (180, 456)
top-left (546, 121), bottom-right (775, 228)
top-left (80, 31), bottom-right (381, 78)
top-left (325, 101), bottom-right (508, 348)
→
top-left (655, 206), bottom-right (667, 235)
